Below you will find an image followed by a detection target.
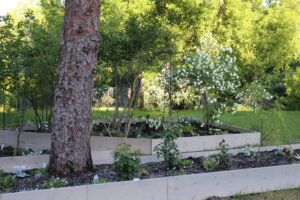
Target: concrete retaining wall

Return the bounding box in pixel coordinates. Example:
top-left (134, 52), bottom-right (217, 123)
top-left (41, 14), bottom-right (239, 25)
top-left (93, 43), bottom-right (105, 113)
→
top-left (0, 150), bottom-right (115, 173)
top-left (0, 130), bottom-right (261, 155)
top-left (152, 132), bottom-right (261, 154)
top-left (1, 164), bottom-right (300, 200)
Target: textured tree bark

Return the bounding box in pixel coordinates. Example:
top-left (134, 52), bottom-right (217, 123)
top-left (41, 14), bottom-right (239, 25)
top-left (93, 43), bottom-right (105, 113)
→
top-left (49, 0), bottom-right (100, 175)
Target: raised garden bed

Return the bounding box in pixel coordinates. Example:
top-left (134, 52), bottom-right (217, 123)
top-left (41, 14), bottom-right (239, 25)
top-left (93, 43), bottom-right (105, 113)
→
top-left (1, 146), bottom-right (300, 200)
top-left (0, 122), bottom-right (261, 155)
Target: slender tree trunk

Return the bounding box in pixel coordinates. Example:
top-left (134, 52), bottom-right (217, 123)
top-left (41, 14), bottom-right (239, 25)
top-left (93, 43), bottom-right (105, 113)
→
top-left (49, 0), bottom-right (100, 175)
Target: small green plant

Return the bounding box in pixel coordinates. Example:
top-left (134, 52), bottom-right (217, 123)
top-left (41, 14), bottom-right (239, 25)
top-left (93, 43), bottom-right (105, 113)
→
top-left (292, 160), bottom-right (300, 164)
top-left (33, 167), bottom-right (48, 178)
top-left (202, 157), bottom-right (218, 171)
top-left (176, 118), bottom-right (195, 136)
top-left (209, 128), bottom-right (224, 135)
top-left (216, 139), bottom-right (231, 169)
top-left (257, 152), bottom-right (268, 166)
top-left (38, 178), bottom-right (68, 189)
top-left (282, 146), bottom-right (294, 158)
top-left (0, 170), bottom-right (16, 193)
top-left (243, 145), bottom-right (257, 158)
top-left (114, 144), bottom-right (141, 180)
top-left (154, 122), bottom-right (181, 169)
top-left (93, 178), bottom-right (107, 184)
top-left (178, 159), bottom-right (194, 169)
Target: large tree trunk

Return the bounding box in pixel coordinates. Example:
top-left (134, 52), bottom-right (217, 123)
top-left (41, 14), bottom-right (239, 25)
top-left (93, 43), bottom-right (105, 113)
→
top-left (49, 0), bottom-right (100, 175)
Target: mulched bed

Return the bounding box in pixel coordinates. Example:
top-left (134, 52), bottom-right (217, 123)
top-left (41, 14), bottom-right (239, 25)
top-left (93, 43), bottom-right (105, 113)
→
top-left (0, 146), bottom-right (14, 157)
top-left (8, 149), bottom-right (300, 193)
top-left (0, 146), bottom-right (49, 157)
top-left (92, 120), bottom-right (248, 138)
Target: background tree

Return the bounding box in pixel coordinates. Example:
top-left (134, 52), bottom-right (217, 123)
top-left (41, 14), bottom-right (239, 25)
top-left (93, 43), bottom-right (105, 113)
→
top-left (98, 0), bottom-right (175, 135)
top-left (49, 0), bottom-right (100, 175)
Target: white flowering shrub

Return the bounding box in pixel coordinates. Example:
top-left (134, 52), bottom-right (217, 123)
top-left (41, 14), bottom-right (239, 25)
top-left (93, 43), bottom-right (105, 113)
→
top-left (142, 70), bottom-right (196, 111)
top-left (143, 117), bottom-right (165, 130)
top-left (142, 72), bottom-right (167, 110)
top-left (175, 33), bottom-right (240, 131)
top-left (237, 81), bottom-right (273, 110)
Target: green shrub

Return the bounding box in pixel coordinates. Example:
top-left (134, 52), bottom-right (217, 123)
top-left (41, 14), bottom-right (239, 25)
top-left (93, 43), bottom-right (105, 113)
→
top-left (243, 145), bottom-right (257, 158)
top-left (202, 157), bottom-right (218, 171)
top-left (38, 178), bottom-right (68, 189)
top-left (0, 170), bottom-right (16, 193)
top-left (114, 144), bottom-right (141, 180)
top-left (282, 146), bottom-right (294, 159)
top-left (178, 159), bottom-right (194, 169)
top-left (285, 67), bottom-right (300, 109)
top-left (33, 167), bottom-right (48, 178)
top-left (154, 122), bottom-right (181, 169)
top-left (93, 178), bottom-right (107, 184)
top-left (216, 139), bottom-right (231, 169)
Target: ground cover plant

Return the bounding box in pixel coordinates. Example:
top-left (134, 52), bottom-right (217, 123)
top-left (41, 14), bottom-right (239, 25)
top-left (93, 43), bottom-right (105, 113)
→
top-left (114, 144), bottom-right (141, 180)
top-left (0, 170), bottom-right (16, 194)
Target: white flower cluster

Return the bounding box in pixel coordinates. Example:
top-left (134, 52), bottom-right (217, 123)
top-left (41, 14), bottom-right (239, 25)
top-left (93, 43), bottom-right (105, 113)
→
top-left (243, 145), bottom-right (257, 158)
top-left (142, 117), bottom-right (165, 130)
top-left (174, 34), bottom-right (240, 128)
top-left (143, 75), bottom-right (169, 110)
top-left (237, 80), bottom-right (273, 110)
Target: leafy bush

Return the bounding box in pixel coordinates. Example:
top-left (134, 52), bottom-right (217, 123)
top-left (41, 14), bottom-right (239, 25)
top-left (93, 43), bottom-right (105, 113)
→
top-left (216, 139), bottom-right (231, 169)
top-left (33, 167), bottom-right (48, 178)
top-left (93, 178), bottom-right (107, 184)
top-left (285, 67), bottom-right (300, 108)
top-left (175, 33), bottom-right (240, 131)
top-left (282, 146), bottom-right (294, 159)
top-left (0, 170), bottom-right (16, 193)
top-left (142, 67), bottom-right (197, 111)
top-left (202, 140), bottom-right (231, 171)
top-left (142, 72), bottom-right (169, 110)
top-left (154, 122), bottom-right (181, 169)
top-left (178, 159), bottom-right (194, 169)
top-left (243, 145), bottom-right (257, 158)
top-left (38, 178), bottom-right (68, 189)
top-left (202, 157), bottom-right (218, 171)
top-left (237, 81), bottom-right (273, 110)
top-left (114, 144), bottom-right (141, 180)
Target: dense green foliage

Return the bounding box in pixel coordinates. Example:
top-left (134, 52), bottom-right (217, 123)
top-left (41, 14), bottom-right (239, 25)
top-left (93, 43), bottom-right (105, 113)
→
top-left (0, 0), bottom-right (299, 131)
top-left (154, 121), bottom-right (181, 168)
top-left (38, 178), bottom-right (68, 189)
top-left (284, 67), bottom-right (300, 109)
top-left (0, 0), bottom-right (63, 129)
top-left (114, 144), bottom-right (141, 180)
top-left (0, 170), bottom-right (16, 193)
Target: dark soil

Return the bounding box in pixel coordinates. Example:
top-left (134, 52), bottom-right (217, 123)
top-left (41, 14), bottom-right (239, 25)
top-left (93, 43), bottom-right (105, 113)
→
top-left (0, 146), bottom-right (14, 157)
top-left (92, 120), bottom-right (248, 138)
top-left (0, 146), bottom-right (49, 157)
top-left (8, 149), bottom-right (300, 193)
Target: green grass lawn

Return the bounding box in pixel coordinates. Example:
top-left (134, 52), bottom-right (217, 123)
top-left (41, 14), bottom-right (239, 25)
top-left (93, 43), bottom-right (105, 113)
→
top-left (1, 108), bottom-right (300, 145)
top-left (222, 188), bottom-right (300, 200)
top-left (94, 108), bottom-right (300, 145)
